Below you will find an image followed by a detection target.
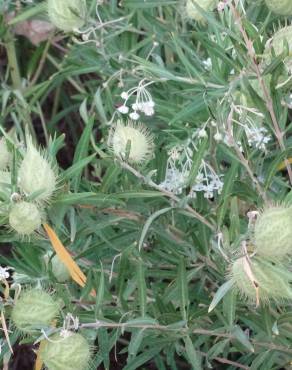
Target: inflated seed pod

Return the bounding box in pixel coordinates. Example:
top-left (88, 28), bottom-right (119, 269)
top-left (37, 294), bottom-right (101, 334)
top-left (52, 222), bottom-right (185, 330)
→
top-left (9, 201), bottom-right (42, 236)
top-left (231, 257), bottom-right (292, 304)
top-left (18, 139), bottom-right (57, 202)
top-left (265, 0), bottom-right (292, 15)
top-left (264, 25), bottom-right (292, 72)
top-left (47, 0), bottom-right (87, 32)
top-left (186, 0), bottom-right (218, 22)
top-left (41, 332), bottom-right (90, 370)
top-left (11, 289), bottom-right (59, 334)
top-left (108, 121), bottom-right (154, 164)
top-left (254, 206), bottom-right (292, 259)
top-left (44, 252), bottom-right (70, 283)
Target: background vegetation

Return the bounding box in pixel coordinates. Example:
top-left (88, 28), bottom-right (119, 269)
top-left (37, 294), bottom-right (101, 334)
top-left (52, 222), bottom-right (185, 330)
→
top-left (1, 0), bottom-right (292, 369)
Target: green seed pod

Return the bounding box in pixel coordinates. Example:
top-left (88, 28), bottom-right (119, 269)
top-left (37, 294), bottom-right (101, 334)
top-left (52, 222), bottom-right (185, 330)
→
top-left (231, 257), bottom-right (292, 304)
top-left (186, 0), bottom-right (218, 22)
top-left (41, 332), bottom-right (90, 370)
top-left (11, 289), bottom-right (59, 334)
top-left (254, 206), bottom-right (292, 259)
top-left (265, 0), bottom-right (292, 15)
top-left (9, 201), bottom-right (42, 236)
top-left (47, 0), bottom-right (87, 32)
top-left (44, 252), bottom-right (70, 283)
top-left (18, 139), bottom-right (56, 202)
top-left (264, 25), bottom-right (292, 72)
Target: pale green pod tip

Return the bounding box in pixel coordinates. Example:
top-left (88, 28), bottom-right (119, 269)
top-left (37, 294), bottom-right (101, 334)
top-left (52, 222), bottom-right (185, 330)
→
top-left (254, 205), bottom-right (292, 259)
top-left (11, 289), bottom-right (59, 334)
top-left (9, 201), bottom-right (42, 236)
top-left (47, 0), bottom-right (87, 32)
top-left (185, 0), bottom-right (218, 22)
top-left (41, 332), bottom-right (91, 370)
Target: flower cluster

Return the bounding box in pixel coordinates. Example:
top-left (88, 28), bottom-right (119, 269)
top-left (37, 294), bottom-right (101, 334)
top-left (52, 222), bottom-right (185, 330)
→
top-left (159, 136), bottom-right (223, 199)
top-left (117, 79), bottom-right (155, 120)
top-left (213, 104), bottom-right (271, 152)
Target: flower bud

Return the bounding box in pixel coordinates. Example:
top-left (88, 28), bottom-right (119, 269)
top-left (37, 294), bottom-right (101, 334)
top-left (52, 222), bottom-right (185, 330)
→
top-left (18, 139), bottom-right (56, 202)
top-left (9, 201), bottom-right (42, 235)
top-left (44, 252), bottom-right (70, 283)
top-left (47, 0), bottom-right (87, 32)
top-left (265, 0), bottom-right (292, 15)
top-left (186, 0), bottom-right (218, 22)
top-left (41, 332), bottom-right (90, 370)
top-left (11, 289), bottom-right (59, 334)
top-left (108, 121), bottom-right (154, 164)
top-left (231, 257), bottom-right (292, 304)
top-left (254, 206), bottom-right (292, 260)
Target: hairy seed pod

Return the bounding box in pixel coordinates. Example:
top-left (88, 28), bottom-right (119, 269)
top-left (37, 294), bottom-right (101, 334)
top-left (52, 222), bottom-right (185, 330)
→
top-left (18, 139), bottom-right (56, 202)
top-left (264, 25), bottom-right (292, 72)
top-left (9, 201), bottom-right (42, 235)
top-left (47, 0), bottom-right (87, 32)
top-left (44, 252), bottom-right (70, 283)
top-left (231, 257), bottom-right (292, 303)
top-left (108, 121), bottom-right (154, 164)
top-left (11, 289), bottom-right (59, 334)
top-left (0, 138), bottom-right (11, 170)
top-left (254, 206), bottom-right (292, 259)
top-left (265, 0), bottom-right (292, 15)
top-left (41, 332), bottom-right (90, 370)
top-left (186, 0), bottom-right (218, 22)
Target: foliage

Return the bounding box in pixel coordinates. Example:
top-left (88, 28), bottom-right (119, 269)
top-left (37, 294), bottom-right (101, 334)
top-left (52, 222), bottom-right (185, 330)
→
top-left (1, 0), bottom-right (292, 369)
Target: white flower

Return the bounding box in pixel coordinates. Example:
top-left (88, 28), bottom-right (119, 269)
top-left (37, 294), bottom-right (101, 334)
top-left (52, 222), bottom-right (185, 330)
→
top-left (117, 105), bottom-right (129, 114)
top-left (214, 132), bottom-right (223, 142)
top-left (121, 92), bottom-right (129, 100)
top-left (129, 112), bottom-right (140, 120)
top-left (203, 58), bottom-right (212, 70)
top-left (117, 79), bottom-right (155, 118)
top-left (0, 267), bottom-right (10, 281)
top-left (245, 126), bottom-right (271, 151)
top-left (108, 121), bottom-right (154, 163)
top-left (198, 129), bottom-right (208, 138)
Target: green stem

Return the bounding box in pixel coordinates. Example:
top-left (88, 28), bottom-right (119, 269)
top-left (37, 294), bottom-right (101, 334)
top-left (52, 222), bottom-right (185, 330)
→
top-left (4, 29), bottom-right (22, 90)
